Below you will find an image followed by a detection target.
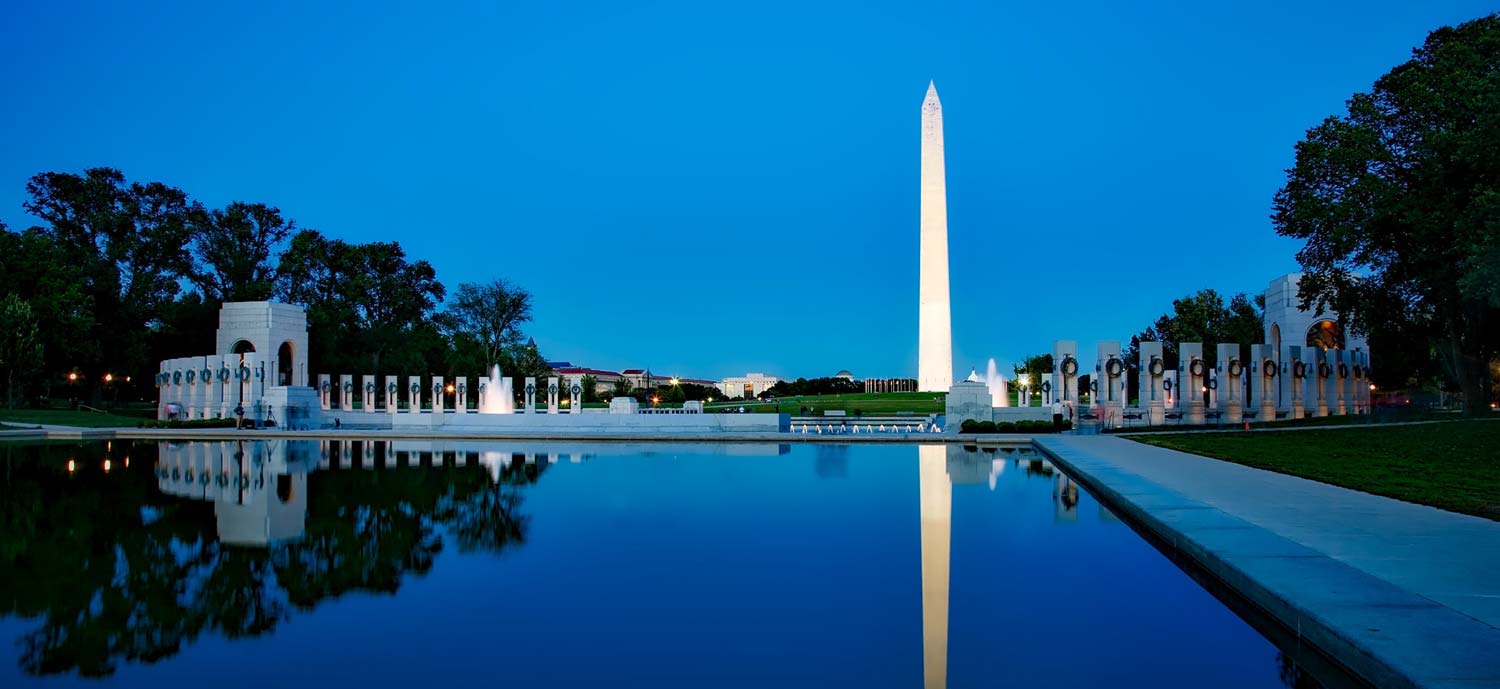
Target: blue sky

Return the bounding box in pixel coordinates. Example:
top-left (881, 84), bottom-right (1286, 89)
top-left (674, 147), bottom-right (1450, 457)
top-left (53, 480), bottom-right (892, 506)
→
top-left (1, 1), bottom-right (1492, 379)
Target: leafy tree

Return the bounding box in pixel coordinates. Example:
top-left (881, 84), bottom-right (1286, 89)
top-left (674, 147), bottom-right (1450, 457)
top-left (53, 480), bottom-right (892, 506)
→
top-left (442, 279), bottom-right (533, 369)
top-left (22, 168), bottom-right (194, 393)
top-left (1127, 289), bottom-right (1263, 368)
top-left (580, 374), bottom-right (599, 403)
top-left (0, 225), bottom-right (94, 392)
top-left (0, 295), bottom-right (43, 407)
top-left (1011, 353), bottom-right (1053, 391)
top-left (762, 376), bottom-right (863, 397)
top-left (612, 376), bottom-right (635, 397)
top-left (186, 201), bottom-right (295, 302)
top-left (275, 230), bottom-right (445, 374)
top-left (1272, 14), bottom-right (1500, 414)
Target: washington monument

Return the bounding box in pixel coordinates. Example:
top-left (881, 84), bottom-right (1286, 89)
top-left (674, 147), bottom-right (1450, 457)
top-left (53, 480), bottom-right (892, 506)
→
top-left (919, 81), bottom-right (953, 392)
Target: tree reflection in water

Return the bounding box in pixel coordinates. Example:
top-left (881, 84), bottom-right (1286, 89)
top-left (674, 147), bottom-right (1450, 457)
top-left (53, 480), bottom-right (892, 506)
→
top-left (0, 439), bottom-right (548, 677)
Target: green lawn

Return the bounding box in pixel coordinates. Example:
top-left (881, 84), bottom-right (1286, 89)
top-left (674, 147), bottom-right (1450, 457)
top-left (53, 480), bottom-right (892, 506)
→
top-left (0, 408), bottom-right (148, 428)
top-left (1132, 420), bottom-right (1500, 520)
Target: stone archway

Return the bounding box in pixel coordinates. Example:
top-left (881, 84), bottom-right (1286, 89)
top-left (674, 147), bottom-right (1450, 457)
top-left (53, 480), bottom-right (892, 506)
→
top-left (1306, 320), bottom-right (1345, 350)
top-left (277, 341), bottom-right (294, 386)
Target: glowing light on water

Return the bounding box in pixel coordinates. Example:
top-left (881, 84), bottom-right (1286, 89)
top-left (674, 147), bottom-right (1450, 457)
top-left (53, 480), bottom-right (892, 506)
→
top-left (985, 358), bottom-right (1009, 408)
top-left (478, 364), bottom-right (515, 414)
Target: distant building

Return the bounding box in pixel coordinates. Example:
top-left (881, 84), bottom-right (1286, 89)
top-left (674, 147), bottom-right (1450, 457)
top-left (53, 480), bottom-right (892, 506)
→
top-left (551, 366), bottom-right (717, 395)
top-left (834, 370), bottom-right (855, 380)
top-left (864, 377), bottom-right (918, 393)
top-left (719, 372), bottom-right (780, 399)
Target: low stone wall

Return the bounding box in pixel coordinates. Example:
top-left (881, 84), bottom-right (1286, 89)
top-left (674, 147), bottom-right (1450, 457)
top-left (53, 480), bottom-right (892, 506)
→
top-left (363, 410), bottom-right (792, 433)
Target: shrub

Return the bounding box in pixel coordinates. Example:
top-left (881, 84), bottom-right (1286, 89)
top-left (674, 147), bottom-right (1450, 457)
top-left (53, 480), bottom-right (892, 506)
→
top-left (995, 421), bottom-right (1017, 433)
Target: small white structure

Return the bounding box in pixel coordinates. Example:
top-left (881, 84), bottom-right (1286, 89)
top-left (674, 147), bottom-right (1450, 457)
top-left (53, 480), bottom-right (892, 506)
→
top-left (1051, 340), bottom-right (1079, 409)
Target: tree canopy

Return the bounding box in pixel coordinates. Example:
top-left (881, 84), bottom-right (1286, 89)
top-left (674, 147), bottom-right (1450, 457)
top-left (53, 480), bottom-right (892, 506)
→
top-left (0, 167), bottom-right (544, 406)
top-left (1272, 13), bottom-right (1500, 413)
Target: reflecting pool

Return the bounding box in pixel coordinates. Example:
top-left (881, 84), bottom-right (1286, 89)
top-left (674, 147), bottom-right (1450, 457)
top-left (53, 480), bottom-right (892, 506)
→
top-left (0, 440), bottom-right (1346, 688)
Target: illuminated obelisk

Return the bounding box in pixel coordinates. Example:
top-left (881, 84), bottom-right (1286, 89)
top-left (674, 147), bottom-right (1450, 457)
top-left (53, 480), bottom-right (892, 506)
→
top-left (919, 81), bottom-right (953, 392)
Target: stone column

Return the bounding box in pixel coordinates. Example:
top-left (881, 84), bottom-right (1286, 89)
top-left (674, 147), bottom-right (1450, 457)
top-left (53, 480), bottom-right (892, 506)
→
top-left (1095, 341), bottom-right (1124, 412)
top-left (363, 375), bottom-right (377, 412)
top-left (1251, 344), bottom-right (1278, 422)
top-left (1162, 371), bottom-right (1178, 411)
top-left (1138, 341), bottom-right (1165, 425)
top-left (198, 360), bottom-right (217, 419)
top-left (1051, 340), bottom-right (1079, 408)
top-left (546, 377), bottom-right (560, 413)
top-left (456, 377), bottom-right (470, 413)
top-left (1282, 345), bottom-right (1306, 419)
top-left (1216, 343), bottom-right (1243, 425)
top-left (1332, 350), bottom-right (1349, 415)
top-left (317, 374), bottom-right (331, 410)
top-left (524, 377), bottom-right (537, 413)
top-left (432, 376), bottom-right (446, 414)
top-left (222, 360), bottom-right (238, 418)
top-left (407, 376), bottom-right (423, 414)
top-left (1311, 348), bottom-right (1330, 417)
top-left (385, 377), bottom-right (400, 414)
top-left (1181, 343), bottom-right (1206, 425)
top-left (568, 376), bottom-right (584, 413)
top-left (339, 374), bottom-right (354, 411)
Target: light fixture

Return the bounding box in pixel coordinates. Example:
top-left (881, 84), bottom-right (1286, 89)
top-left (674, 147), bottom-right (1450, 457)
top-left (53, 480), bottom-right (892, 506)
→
top-left (103, 373), bottom-right (113, 383)
top-left (67, 372), bottom-right (78, 382)
top-left (103, 460), bottom-right (112, 472)
top-left (445, 384), bottom-right (455, 394)
top-left (67, 460), bottom-right (76, 473)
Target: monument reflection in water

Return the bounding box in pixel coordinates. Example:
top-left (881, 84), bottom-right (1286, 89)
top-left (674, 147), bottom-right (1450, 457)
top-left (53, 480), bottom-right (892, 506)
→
top-left (0, 440), bottom-right (1338, 688)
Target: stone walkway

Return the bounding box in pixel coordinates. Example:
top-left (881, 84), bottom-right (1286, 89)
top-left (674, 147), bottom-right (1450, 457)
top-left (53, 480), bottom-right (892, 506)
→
top-left (1034, 435), bottom-right (1500, 689)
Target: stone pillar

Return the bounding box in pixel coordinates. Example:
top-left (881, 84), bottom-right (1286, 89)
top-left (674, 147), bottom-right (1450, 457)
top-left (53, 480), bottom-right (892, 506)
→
top-left (1095, 341), bottom-right (1125, 412)
top-left (431, 376), bottom-right (445, 414)
top-left (1162, 370), bottom-right (1178, 410)
top-left (1251, 344), bottom-right (1278, 422)
top-left (1351, 349), bottom-right (1368, 413)
top-left (567, 376), bottom-right (584, 413)
top-left (1311, 348), bottom-right (1330, 417)
top-left (524, 377), bottom-right (537, 413)
top-left (363, 375), bottom-right (377, 412)
top-left (1332, 350), bottom-right (1350, 415)
top-left (1051, 340), bottom-right (1079, 409)
top-left (339, 374), bottom-right (354, 411)
top-left (221, 360), bottom-right (237, 417)
top-left (183, 360), bottom-right (201, 420)
top-left (198, 360), bottom-right (217, 419)
top-left (407, 376), bottom-right (423, 414)
top-left (546, 376), bottom-right (559, 413)
top-left (317, 374), bottom-right (331, 410)
top-left (1216, 343), bottom-right (1243, 425)
top-left (456, 377), bottom-right (470, 413)
top-left (1181, 343), bottom-right (1206, 425)
top-left (1138, 341), bottom-right (1165, 425)
top-left (1282, 345), bottom-right (1306, 419)
top-left (385, 376), bottom-right (400, 414)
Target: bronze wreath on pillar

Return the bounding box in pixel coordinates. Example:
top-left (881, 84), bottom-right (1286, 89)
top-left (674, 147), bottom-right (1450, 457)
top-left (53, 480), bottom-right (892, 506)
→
top-left (1061, 357), bottom-right (1078, 376)
top-left (1189, 359), bottom-right (1207, 377)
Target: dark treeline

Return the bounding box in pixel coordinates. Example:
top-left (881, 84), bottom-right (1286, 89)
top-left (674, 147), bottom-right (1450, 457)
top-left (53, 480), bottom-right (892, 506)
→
top-left (0, 167), bottom-right (548, 407)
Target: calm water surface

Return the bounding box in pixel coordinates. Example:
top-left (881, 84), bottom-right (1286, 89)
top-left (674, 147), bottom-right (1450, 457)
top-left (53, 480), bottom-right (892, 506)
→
top-left (0, 439), bottom-right (1338, 688)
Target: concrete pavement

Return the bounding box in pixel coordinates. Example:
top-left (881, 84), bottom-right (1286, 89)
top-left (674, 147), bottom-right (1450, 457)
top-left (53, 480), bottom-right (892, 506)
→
top-left (1035, 434), bottom-right (1500, 689)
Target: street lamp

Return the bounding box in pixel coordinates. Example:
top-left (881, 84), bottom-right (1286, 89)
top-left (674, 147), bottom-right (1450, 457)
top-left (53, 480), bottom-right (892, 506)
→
top-left (103, 373), bottom-right (113, 383)
top-left (67, 372), bottom-right (78, 382)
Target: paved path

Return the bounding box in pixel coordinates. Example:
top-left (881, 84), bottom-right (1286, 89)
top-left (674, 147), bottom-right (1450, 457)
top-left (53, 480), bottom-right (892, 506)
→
top-left (1034, 435), bottom-right (1500, 689)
